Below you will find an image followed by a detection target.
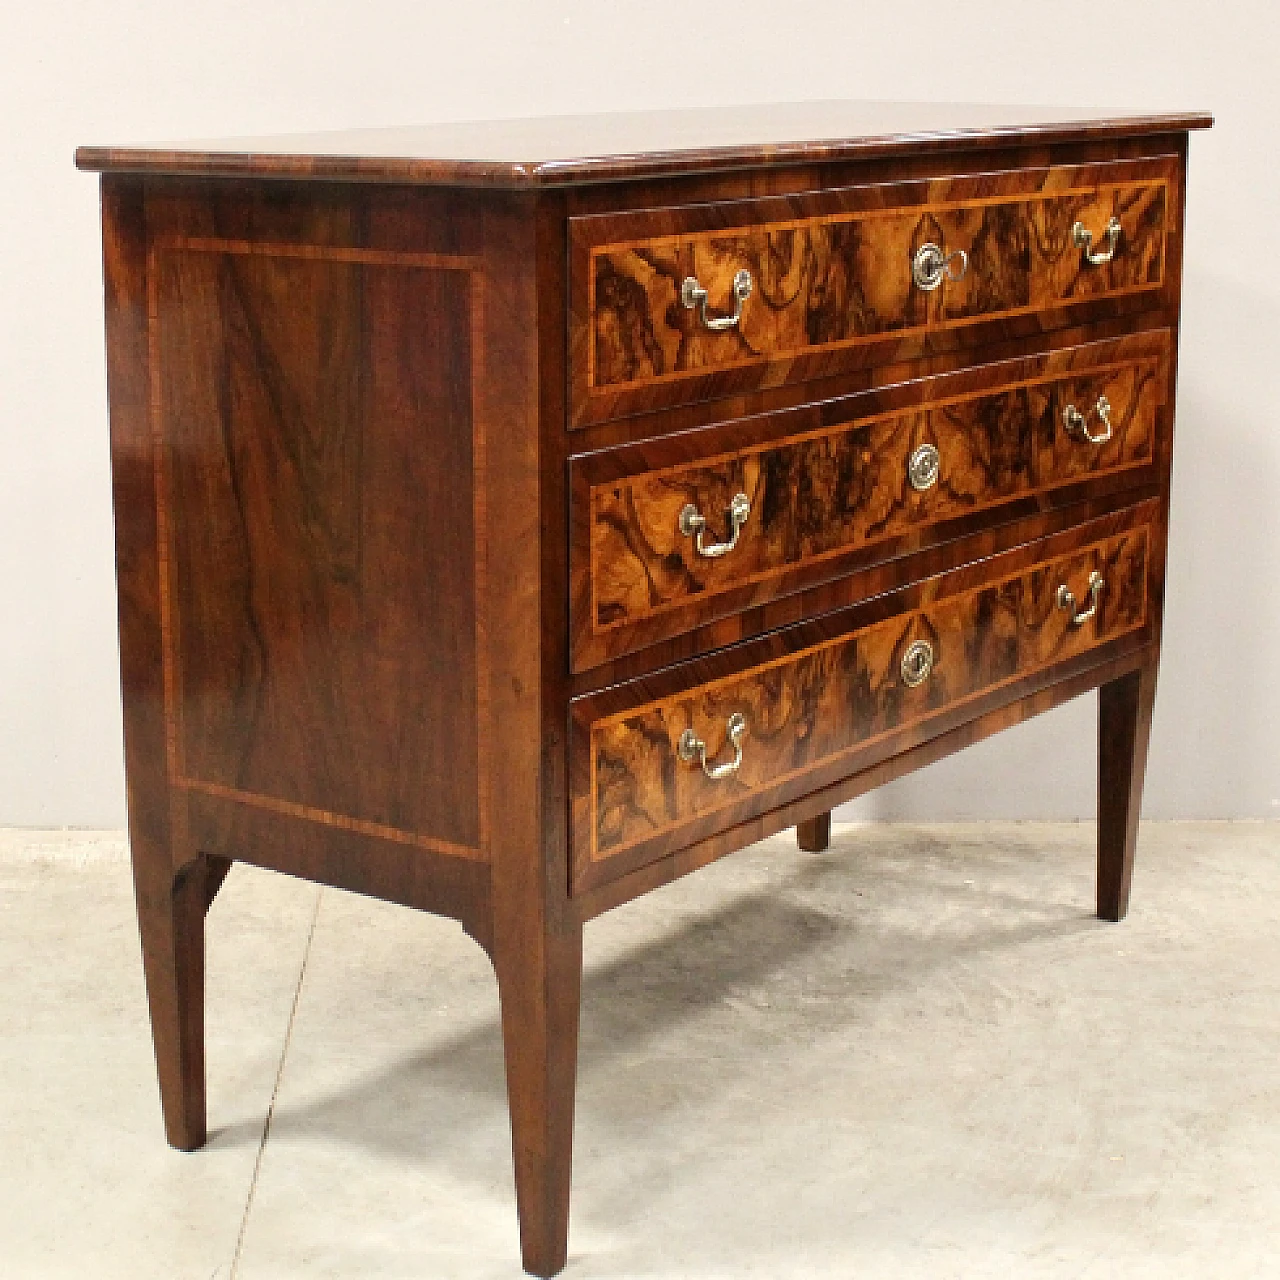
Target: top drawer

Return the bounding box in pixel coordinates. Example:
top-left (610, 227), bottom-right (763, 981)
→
top-left (569, 156), bottom-right (1177, 427)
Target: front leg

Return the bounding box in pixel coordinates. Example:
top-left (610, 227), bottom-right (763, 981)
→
top-left (1097, 659), bottom-right (1159, 922)
top-left (494, 922), bottom-right (583, 1278)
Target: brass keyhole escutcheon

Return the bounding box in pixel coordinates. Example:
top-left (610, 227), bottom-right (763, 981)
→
top-left (901, 639), bottom-right (935, 688)
top-left (908, 443), bottom-right (941, 491)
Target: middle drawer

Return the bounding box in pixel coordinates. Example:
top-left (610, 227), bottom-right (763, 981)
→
top-left (571, 331), bottom-right (1169, 671)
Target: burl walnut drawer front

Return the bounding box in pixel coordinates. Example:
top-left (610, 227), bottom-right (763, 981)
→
top-left (571, 333), bottom-right (1169, 671)
top-left (570, 156), bottom-right (1176, 426)
top-left (571, 520), bottom-right (1151, 893)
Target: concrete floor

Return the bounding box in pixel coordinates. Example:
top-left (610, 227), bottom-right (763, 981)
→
top-left (1, 822), bottom-right (1278, 1279)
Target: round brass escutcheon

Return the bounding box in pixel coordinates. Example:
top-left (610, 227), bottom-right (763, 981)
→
top-left (908, 442), bottom-right (941, 491)
top-left (900, 639), bottom-right (935, 688)
top-left (912, 242), bottom-right (968, 291)
top-left (912, 243), bottom-right (947, 291)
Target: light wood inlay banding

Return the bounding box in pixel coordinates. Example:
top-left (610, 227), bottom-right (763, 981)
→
top-left (592, 359), bottom-right (1160, 632)
top-left (148, 238), bottom-right (489, 861)
top-left (570, 156), bottom-right (1178, 425)
top-left (573, 525), bottom-right (1150, 889)
top-left (569, 332), bottom-right (1170, 671)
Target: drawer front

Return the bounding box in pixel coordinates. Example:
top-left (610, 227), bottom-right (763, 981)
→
top-left (571, 520), bottom-right (1151, 893)
top-left (570, 157), bottom-right (1177, 425)
top-left (571, 333), bottom-right (1168, 671)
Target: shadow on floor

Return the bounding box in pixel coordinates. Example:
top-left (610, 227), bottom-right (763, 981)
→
top-left (208, 831), bottom-right (1102, 1167)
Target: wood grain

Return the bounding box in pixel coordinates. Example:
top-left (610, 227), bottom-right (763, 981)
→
top-left (580, 339), bottom-right (1165, 666)
top-left (74, 100), bottom-right (1211, 188)
top-left (477, 191), bottom-right (583, 1280)
top-left (573, 522), bottom-right (1150, 891)
top-left (149, 235), bottom-right (487, 859)
top-left (590, 184), bottom-right (1165, 387)
top-left (573, 641), bottom-right (1155, 923)
top-left (86, 116), bottom-right (1206, 1280)
top-left (100, 175), bottom-right (213, 1153)
top-left (571, 156), bottom-right (1177, 425)
top-left (1098, 659), bottom-right (1159, 920)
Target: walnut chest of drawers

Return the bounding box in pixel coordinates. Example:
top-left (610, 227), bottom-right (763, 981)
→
top-left (78, 101), bottom-right (1211, 1276)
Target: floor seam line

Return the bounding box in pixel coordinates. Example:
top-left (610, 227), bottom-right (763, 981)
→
top-left (227, 885), bottom-right (324, 1280)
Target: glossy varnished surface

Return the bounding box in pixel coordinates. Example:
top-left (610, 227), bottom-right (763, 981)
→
top-left (101, 175), bottom-right (540, 932)
top-left (573, 157), bottom-right (1174, 423)
top-left (76, 101), bottom-right (1210, 188)
top-left (101, 173), bottom-right (581, 1277)
top-left (150, 216), bottom-right (485, 858)
top-left (573, 644), bottom-right (1156, 923)
top-left (575, 333), bottom-right (1167, 668)
top-left (572, 512), bottom-right (1153, 892)
top-left (87, 110), bottom-right (1203, 1279)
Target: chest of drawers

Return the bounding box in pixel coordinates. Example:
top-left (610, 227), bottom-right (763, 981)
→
top-left (78, 101), bottom-right (1210, 1276)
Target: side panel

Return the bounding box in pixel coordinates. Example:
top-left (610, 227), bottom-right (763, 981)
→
top-left (149, 233), bottom-right (485, 858)
top-left (104, 179), bottom-right (517, 935)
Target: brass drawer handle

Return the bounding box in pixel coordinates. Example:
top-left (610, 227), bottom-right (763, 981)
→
top-left (908, 442), bottom-right (941, 491)
top-left (900, 639), bottom-right (935, 687)
top-left (1073, 216), bottom-right (1123, 266)
top-left (1062, 395), bottom-right (1115, 445)
top-left (681, 269), bottom-right (752, 332)
top-left (679, 492), bottom-right (751, 558)
top-left (1057, 571), bottom-right (1105, 626)
top-left (679, 712), bottom-right (747, 780)
top-left (912, 243), bottom-right (968, 291)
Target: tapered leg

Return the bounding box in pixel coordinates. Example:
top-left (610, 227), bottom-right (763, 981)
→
top-left (796, 811), bottom-right (832, 853)
top-left (1097, 661), bottom-right (1159, 922)
top-left (102, 176), bottom-right (210, 1154)
top-left (132, 851), bottom-right (209, 1151)
top-left (203, 854), bottom-right (233, 913)
top-left (495, 926), bottom-right (583, 1278)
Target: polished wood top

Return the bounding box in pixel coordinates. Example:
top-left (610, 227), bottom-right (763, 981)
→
top-left (76, 100), bottom-right (1212, 188)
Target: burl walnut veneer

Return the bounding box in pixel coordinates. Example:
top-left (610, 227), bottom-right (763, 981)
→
top-left (78, 101), bottom-right (1210, 1276)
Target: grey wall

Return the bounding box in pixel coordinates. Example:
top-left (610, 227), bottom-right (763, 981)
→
top-left (2, 0), bottom-right (1276, 826)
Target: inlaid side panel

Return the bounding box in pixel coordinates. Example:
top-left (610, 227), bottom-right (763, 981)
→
top-left (572, 524), bottom-right (1149, 890)
top-left (570, 155), bottom-right (1179, 424)
top-left (150, 239), bottom-right (486, 858)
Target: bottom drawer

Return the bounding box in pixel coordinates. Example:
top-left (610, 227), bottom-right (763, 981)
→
top-left (570, 518), bottom-right (1152, 894)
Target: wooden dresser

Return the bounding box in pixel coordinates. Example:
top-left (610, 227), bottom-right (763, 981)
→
top-left (78, 101), bottom-right (1211, 1276)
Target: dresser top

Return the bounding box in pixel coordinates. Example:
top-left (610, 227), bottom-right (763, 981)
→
top-left (76, 100), bottom-right (1211, 189)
